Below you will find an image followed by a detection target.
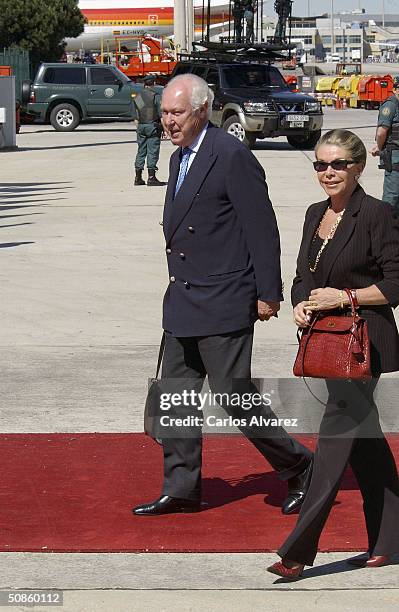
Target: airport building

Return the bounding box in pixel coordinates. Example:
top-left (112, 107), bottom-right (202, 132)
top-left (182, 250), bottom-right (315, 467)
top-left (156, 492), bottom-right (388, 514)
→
top-left (263, 12), bottom-right (399, 62)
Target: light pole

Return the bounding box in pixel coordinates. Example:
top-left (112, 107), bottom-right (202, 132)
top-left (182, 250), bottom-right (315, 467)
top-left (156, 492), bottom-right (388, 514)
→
top-left (186, 0), bottom-right (194, 52)
top-left (331, 0), bottom-right (334, 55)
top-left (174, 0), bottom-right (187, 54)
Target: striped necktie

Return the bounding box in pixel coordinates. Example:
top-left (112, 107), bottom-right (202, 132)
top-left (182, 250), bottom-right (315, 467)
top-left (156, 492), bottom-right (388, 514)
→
top-left (174, 147), bottom-right (192, 196)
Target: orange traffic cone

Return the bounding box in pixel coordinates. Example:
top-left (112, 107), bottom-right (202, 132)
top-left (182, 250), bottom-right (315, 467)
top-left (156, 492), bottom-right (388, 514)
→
top-left (335, 97), bottom-right (341, 109)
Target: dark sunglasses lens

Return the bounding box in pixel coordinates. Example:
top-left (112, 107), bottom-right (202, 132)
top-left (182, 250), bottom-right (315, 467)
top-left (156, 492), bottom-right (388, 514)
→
top-left (313, 160), bottom-right (351, 171)
top-left (331, 160), bottom-right (349, 170)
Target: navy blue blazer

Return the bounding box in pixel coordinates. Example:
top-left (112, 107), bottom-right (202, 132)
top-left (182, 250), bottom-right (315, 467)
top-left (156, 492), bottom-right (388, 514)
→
top-left (162, 124), bottom-right (283, 337)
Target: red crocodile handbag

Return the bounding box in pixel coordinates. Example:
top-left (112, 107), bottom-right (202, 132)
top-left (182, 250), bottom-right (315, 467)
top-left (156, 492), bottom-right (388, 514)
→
top-left (293, 288), bottom-right (372, 380)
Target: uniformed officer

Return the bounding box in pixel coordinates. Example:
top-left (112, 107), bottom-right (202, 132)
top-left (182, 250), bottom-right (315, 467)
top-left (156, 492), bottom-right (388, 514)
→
top-left (371, 76), bottom-right (399, 210)
top-left (133, 75), bottom-right (165, 187)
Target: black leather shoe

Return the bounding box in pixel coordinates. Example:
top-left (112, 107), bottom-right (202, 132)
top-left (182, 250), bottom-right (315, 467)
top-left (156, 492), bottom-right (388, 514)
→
top-left (132, 495), bottom-right (201, 516)
top-left (282, 458), bottom-right (313, 515)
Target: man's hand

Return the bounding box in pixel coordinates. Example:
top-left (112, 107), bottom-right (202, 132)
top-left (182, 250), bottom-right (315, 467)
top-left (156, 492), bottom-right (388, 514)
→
top-left (370, 144), bottom-right (380, 157)
top-left (258, 300), bottom-right (280, 321)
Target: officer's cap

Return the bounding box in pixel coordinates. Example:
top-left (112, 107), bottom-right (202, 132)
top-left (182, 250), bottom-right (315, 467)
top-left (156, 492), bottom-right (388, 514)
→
top-left (143, 74), bottom-right (156, 84)
top-left (393, 76), bottom-right (399, 89)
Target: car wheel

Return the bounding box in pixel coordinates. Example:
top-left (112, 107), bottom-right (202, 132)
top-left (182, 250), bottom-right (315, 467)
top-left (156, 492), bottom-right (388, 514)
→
top-left (21, 80), bottom-right (32, 106)
top-left (50, 103), bottom-right (80, 131)
top-left (223, 115), bottom-right (256, 148)
top-left (287, 129), bottom-right (321, 150)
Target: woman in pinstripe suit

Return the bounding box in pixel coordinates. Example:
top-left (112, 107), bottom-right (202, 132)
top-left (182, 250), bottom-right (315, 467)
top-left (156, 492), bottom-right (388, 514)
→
top-left (268, 129), bottom-right (399, 580)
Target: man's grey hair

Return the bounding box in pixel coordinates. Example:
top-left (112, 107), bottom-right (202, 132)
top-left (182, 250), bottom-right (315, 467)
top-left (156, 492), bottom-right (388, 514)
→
top-left (165, 73), bottom-right (214, 120)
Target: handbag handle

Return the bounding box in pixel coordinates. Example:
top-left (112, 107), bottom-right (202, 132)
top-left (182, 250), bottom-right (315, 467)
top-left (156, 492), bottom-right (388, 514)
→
top-left (343, 288), bottom-right (359, 317)
top-left (298, 310), bottom-right (320, 378)
top-left (154, 332), bottom-right (166, 379)
top-left (343, 288), bottom-right (365, 357)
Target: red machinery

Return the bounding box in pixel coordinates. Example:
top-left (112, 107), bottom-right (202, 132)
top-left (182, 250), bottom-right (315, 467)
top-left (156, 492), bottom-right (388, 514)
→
top-left (115, 36), bottom-right (177, 81)
top-left (282, 57), bottom-right (297, 70)
top-left (283, 75), bottom-right (299, 92)
top-left (0, 66), bottom-right (21, 131)
top-left (357, 75), bottom-right (393, 109)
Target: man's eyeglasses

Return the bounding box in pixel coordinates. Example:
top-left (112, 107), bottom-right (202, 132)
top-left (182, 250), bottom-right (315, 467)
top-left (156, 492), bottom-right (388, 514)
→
top-left (313, 159), bottom-right (356, 172)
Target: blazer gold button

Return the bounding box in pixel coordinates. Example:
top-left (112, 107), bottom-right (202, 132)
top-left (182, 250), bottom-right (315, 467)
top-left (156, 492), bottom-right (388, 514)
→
top-left (170, 276), bottom-right (176, 283)
top-left (179, 252), bottom-right (185, 259)
top-left (188, 226), bottom-right (194, 232)
top-left (166, 248), bottom-right (172, 254)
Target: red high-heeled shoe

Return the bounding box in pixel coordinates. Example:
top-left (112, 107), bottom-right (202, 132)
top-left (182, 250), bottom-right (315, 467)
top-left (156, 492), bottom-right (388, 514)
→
top-left (347, 555), bottom-right (392, 568)
top-left (267, 560), bottom-right (305, 581)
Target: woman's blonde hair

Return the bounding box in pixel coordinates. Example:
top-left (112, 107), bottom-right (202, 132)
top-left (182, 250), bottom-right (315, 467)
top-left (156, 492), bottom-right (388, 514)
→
top-left (315, 129), bottom-right (367, 166)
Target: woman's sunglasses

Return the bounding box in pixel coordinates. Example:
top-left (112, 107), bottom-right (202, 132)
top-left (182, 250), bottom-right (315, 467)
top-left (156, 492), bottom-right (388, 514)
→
top-left (313, 159), bottom-right (356, 172)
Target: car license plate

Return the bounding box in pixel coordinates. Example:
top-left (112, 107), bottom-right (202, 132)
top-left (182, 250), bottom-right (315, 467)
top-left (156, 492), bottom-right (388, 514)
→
top-left (287, 114), bottom-right (309, 122)
top-left (290, 121), bottom-right (304, 127)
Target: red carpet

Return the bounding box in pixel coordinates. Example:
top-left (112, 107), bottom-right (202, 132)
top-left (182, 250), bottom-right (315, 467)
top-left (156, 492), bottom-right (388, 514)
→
top-left (1, 433), bottom-right (398, 553)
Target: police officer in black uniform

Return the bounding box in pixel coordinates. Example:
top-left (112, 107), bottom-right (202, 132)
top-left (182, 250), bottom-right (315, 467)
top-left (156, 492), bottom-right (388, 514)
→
top-left (371, 76), bottom-right (399, 211)
top-left (232, 0), bottom-right (244, 43)
top-left (244, 0), bottom-right (255, 44)
top-left (133, 75), bottom-right (165, 187)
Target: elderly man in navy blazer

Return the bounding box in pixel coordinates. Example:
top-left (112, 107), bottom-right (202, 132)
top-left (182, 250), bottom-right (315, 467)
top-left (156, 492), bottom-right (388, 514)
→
top-left (133, 74), bottom-right (313, 516)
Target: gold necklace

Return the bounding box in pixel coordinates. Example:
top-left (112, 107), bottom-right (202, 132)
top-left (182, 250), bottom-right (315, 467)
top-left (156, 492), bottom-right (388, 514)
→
top-left (309, 208), bottom-right (345, 273)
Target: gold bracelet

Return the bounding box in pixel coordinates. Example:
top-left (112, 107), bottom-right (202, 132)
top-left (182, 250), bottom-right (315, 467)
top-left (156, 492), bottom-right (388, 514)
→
top-left (339, 289), bottom-right (344, 309)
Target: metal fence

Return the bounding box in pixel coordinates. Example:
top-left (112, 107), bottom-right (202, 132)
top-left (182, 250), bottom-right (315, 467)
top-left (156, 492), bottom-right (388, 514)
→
top-left (0, 47), bottom-right (30, 100)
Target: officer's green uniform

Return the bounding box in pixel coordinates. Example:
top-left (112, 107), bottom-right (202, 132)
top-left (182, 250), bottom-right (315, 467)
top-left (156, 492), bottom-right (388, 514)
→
top-left (133, 85), bottom-right (162, 172)
top-left (377, 92), bottom-right (399, 211)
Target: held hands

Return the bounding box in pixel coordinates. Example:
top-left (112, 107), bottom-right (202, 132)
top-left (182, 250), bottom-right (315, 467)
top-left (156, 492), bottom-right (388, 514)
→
top-left (293, 287), bottom-right (342, 327)
top-left (258, 300), bottom-right (280, 322)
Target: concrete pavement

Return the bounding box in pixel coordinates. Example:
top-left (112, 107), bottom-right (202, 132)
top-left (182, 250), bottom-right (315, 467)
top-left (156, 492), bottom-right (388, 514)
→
top-left (0, 109), bottom-right (398, 610)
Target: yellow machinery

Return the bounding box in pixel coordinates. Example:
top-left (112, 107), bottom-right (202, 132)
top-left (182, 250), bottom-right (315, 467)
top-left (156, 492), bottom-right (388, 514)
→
top-left (348, 74), bottom-right (363, 108)
top-left (336, 76), bottom-right (352, 105)
top-left (316, 76), bottom-right (341, 106)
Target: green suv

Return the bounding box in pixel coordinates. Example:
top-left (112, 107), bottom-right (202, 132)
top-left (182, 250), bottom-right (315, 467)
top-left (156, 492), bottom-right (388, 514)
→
top-left (22, 63), bottom-right (142, 131)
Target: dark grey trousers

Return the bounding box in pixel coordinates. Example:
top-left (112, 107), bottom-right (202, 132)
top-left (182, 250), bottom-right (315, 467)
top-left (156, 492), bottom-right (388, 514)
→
top-left (160, 328), bottom-right (312, 501)
top-left (278, 378), bottom-right (399, 565)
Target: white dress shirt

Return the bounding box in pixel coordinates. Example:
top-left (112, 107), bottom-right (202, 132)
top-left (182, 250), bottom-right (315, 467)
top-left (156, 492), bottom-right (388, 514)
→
top-left (184, 122), bottom-right (209, 173)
